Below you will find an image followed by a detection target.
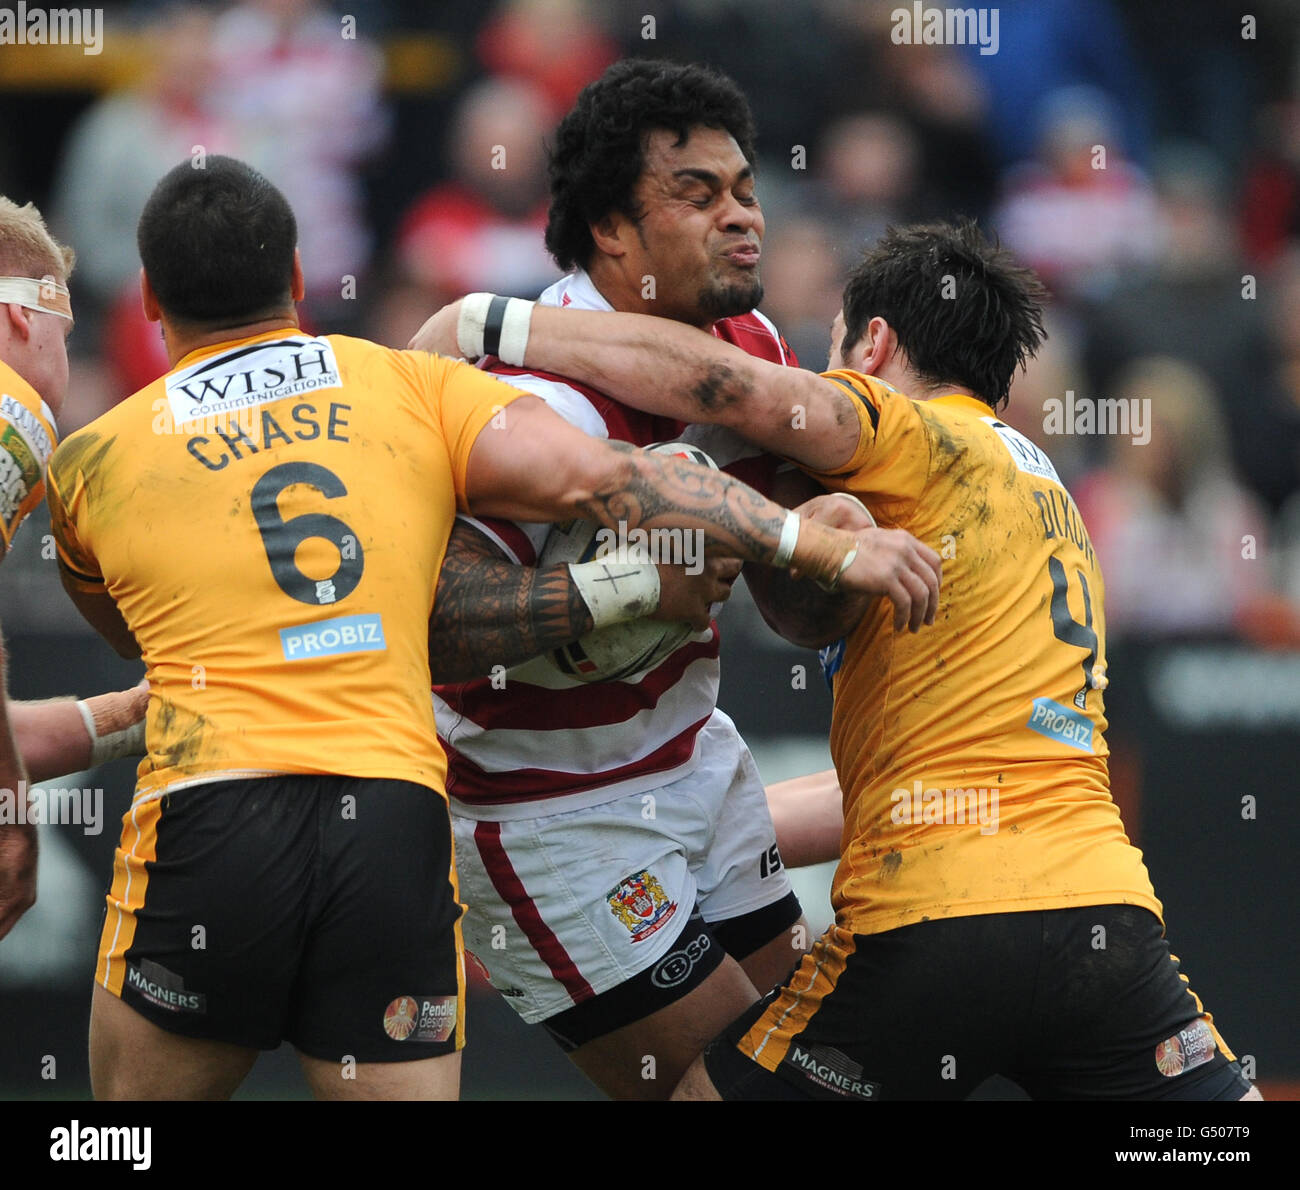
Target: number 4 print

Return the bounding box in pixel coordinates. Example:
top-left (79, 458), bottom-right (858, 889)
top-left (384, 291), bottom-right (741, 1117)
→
top-left (1047, 556), bottom-right (1102, 710)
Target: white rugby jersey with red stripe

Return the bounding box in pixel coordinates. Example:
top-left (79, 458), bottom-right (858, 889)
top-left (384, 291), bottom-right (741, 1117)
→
top-left (434, 269), bottom-right (798, 818)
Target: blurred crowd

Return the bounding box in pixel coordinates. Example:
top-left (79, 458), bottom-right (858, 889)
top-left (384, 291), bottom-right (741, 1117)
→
top-left (5, 0), bottom-right (1300, 646)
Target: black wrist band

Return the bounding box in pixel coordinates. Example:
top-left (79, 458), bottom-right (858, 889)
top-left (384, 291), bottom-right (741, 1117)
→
top-left (483, 295), bottom-right (511, 359)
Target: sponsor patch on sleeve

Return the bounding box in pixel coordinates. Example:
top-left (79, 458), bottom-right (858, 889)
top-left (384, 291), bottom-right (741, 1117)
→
top-left (818, 638), bottom-right (845, 689)
top-left (0, 392), bottom-right (54, 539)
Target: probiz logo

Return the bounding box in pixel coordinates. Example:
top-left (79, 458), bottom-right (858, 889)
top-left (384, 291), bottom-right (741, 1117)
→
top-left (1026, 696), bottom-right (1095, 753)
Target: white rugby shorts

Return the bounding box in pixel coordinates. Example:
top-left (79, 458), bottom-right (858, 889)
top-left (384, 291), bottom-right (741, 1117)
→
top-left (451, 710), bottom-right (796, 1024)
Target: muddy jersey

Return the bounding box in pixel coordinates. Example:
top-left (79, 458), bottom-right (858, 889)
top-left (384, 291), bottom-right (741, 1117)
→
top-left (807, 371), bottom-right (1161, 935)
top-left (47, 330), bottom-right (527, 799)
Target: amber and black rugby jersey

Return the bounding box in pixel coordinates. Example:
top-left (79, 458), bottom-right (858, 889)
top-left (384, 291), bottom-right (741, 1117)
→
top-left (807, 370), bottom-right (1161, 935)
top-left (47, 330), bottom-right (527, 799)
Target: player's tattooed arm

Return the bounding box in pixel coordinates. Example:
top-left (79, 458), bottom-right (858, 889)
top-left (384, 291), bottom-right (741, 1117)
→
top-left (744, 471), bottom-right (875, 648)
top-left (574, 440), bottom-right (793, 565)
top-left (430, 517), bottom-right (740, 682)
top-left (465, 398), bottom-right (941, 632)
top-left (410, 302), bottom-right (861, 471)
top-left (429, 520), bottom-right (593, 683)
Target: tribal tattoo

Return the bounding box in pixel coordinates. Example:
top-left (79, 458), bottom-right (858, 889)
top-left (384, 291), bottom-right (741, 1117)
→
top-left (576, 441), bottom-right (788, 568)
top-left (429, 519), bottom-right (593, 683)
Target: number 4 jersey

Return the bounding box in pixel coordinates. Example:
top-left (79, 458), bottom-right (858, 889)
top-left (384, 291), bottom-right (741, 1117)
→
top-left (46, 330), bottom-right (526, 801)
top-left (807, 370), bottom-right (1161, 936)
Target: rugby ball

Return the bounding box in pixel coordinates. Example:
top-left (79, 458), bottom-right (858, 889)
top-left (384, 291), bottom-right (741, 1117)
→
top-left (541, 442), bottom-right (718, 683)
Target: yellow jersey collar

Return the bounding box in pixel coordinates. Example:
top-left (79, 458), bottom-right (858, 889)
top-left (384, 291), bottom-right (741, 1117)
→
top-left (930, 392), bottom-right (995, 417)
top-left (173, 328), bottom-right (312, 373)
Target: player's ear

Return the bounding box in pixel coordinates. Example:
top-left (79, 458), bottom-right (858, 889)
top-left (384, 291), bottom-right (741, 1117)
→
top-left (4, 302), bottom-right (32, 341)
top-left (861, 317), bottom-right (895, 375)
top-left (139, 269), bottom-right (162, 324)
top-left (290, 250), bottom-right (305, 303)
top-left (589, 214), bottom-right (628, 259)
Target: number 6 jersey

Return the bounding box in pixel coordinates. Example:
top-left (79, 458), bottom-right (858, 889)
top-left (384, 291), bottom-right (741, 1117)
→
top-left (46, 330), bottom-right (526, 801)
top-left (806, 370), bottom-right (1161, 937)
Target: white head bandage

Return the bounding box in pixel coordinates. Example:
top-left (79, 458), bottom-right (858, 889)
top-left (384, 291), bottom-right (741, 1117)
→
top-left (0, 276), bottom-right (72, 320)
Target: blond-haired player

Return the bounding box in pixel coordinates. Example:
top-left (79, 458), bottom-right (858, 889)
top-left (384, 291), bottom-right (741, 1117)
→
top-left (0, 196), bottom-right (148, 942)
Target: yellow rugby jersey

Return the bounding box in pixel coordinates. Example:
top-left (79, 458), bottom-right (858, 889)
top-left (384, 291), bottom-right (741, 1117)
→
top-left (809, 370), bottom-right (1161, 935)
top-left (0, 358), bottom-right (58, 555)
top-left (46, 330), bottom-right (526, 799)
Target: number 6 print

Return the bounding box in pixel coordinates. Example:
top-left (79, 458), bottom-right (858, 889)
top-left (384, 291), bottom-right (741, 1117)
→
top-left (252, 461), bottom-right (364, 605)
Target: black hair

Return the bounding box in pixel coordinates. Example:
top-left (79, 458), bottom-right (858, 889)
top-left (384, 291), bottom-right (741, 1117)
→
top-left (545, 58), bottom-right (757, 272)
top-left (137, 156), bottom-right (297, 326)
top-left (841, 220), bottom-right (1048, 409)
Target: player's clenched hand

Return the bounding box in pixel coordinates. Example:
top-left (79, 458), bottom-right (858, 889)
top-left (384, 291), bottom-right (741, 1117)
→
top-left (839, 528), bottom-right (942, 633)
top-left (0, 822), bottom-right (37, 942)
top-left (794, 491), bottom-right (876, 533)
top-left (652, 557), bottom-right (741, 630)
top-left (408, 300), bottom-right (466, 358)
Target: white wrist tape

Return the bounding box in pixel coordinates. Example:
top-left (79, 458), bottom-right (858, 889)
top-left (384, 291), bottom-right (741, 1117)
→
top-left (815, 543), bottom-right (859, 594)
top-left (457, 293), bottom-right (496, 359)
top-left (569, 560), bottom-right (661, 629)
top-left (77, 691), bottom-right (148, 767)
top-left (457, 294), bottom-right (534, 364)
top-left (772, 510), bottom-right (801, 569)
top-left (488, 297), bottom-right (534, 366)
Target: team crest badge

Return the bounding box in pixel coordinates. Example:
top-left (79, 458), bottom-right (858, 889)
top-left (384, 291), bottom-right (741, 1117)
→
top-left (606, 870), bottom-right (677, 942)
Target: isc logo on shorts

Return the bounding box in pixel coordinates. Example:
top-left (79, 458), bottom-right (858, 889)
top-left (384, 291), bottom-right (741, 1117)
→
top-left (281, 613), bottom-right (386, 661)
